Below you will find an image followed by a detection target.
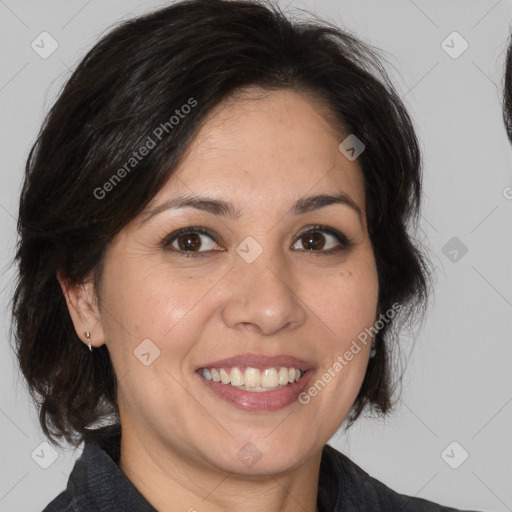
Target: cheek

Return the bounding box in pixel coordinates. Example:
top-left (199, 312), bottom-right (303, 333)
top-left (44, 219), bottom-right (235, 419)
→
top-left (97, 257), bottom-right (209, 405)
top-left (99, 253), bottom-right (216, 342)
top-left (304, 252), bottom-right (378, 413)
top-left (312, 256), bottom-right (379, 345)
top-left (302, 266), bottom-right (378, 430)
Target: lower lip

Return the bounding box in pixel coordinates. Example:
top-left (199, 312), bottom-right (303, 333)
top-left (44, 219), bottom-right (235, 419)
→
top-left (197, 370), bottom-right (315, 412)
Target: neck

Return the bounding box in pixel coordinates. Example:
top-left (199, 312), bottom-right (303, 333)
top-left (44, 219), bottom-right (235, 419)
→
top-left (118, 424), bottom-right (322, 512)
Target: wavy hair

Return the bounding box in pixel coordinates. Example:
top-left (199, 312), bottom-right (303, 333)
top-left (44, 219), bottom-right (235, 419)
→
top-left (12, 0), bottom-right (430, 447)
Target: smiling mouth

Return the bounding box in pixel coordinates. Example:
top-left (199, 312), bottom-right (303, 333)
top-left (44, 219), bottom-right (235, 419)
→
top-left (197, 366), bottom-right (306, 392)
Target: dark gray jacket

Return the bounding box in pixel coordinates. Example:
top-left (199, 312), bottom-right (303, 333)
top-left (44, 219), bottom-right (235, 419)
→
top-left (42, 424), bottom-right (480, 511)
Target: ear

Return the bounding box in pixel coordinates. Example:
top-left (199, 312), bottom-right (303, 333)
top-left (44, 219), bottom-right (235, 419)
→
top-left (57, 272), bottom-right (106, 349)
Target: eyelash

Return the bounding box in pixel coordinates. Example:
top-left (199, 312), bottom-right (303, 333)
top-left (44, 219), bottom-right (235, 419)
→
top-left (161, 225), bottom-right (353, 258)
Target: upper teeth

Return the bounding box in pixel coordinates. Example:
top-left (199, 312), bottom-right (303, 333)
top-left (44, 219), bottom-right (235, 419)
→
top-left (200, 367), bottom-right (303, 389)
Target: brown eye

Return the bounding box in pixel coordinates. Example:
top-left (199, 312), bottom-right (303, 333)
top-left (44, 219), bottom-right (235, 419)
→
top-left (163, 227), bottom-right (222, 257)
top-left (175, 233), bottom-right (202, 252)
top-left (292, 225), bottom-right (352, 254)
top-left (301, 231), bottom-right (327, 251)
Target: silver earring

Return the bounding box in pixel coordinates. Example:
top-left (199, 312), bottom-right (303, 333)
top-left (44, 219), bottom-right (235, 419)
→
top-left (369, 342), bottom-right (376, 358)
top-left (84, 331), bottom-right (92, 352)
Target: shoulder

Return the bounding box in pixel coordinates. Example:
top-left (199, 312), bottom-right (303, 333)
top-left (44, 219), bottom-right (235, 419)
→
top-left (41, 489), bottom-right (77, 512)
top-left (40, 427), bottom-right (116, 512)
top-left (40, 457), bottom-right (94, 512)
top-left (319, 444), bottom-right (482, 512)
top-left (39, 424), bottom-right (156, 512)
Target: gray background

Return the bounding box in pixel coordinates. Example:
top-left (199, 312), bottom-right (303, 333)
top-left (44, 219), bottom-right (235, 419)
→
top-left (1, 1), bottom-right (511, 511)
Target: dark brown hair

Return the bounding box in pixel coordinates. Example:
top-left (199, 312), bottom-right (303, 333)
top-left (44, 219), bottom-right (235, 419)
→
top-left (12, 0), bottom-right (430, 447)
top-left (504, 34), bottom-right (512, 142)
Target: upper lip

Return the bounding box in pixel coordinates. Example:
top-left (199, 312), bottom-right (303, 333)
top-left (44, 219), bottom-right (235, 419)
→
top-left (196, 353), bottom-right (315, 371)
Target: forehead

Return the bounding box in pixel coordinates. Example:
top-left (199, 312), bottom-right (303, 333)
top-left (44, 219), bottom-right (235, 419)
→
top-left (151, 89), bottom-right (366, 217)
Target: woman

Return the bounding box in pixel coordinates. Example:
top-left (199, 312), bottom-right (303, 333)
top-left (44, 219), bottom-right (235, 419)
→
top-left (12, 1), bottom-right (480, 510)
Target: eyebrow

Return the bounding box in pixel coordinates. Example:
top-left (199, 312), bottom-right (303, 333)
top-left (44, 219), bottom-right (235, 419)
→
top-left (140, 192), bottom-right (363, 224)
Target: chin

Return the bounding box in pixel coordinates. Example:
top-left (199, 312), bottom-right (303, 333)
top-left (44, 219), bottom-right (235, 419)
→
top-left (198, 434), bottom-right (317, 477)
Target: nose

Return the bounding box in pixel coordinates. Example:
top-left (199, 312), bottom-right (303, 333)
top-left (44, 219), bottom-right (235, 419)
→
top-left (220, 246), bottom-right (307, 336)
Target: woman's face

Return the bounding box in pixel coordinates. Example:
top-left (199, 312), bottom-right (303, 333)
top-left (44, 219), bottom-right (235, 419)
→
top-left (93, 89), bottom-right (379, 476)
